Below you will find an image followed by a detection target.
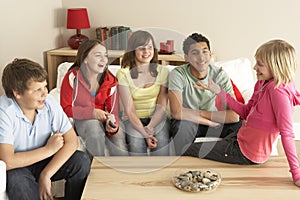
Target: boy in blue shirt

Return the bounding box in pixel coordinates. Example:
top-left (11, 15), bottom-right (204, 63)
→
top-left (0, 58), bottom-right (91, 200)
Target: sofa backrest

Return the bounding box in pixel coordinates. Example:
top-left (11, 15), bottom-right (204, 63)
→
top-left (214, 58), bottom-right (255, 102)
top-left (55, 62), bottom-right (73, 93)
top-left (51, 58), bottom-right (255, 103)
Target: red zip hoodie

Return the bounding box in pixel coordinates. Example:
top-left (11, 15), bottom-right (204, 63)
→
top-left (60, 67), bottom-right (119, 136)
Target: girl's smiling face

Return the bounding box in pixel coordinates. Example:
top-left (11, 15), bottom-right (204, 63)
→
top-left (134, 40), bottom-right (154, 65)
top-left (253, 59), bottom-right (273, 81)
top-left (84, 43), bottom-right (108, 74)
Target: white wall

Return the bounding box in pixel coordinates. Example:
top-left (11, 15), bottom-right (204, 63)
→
top-left (0, 0), bottom-right (63, 94)
top-left (62, 0), bottom-right (300, 59)
top-left (62, 0), bottom-right (300, 121)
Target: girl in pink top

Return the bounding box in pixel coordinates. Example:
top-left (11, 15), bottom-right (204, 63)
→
top-left (185, 39), bottom-right (300, 187)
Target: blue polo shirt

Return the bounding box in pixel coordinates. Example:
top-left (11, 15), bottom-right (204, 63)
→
top-left (0, 94), bottom-right (72, 152)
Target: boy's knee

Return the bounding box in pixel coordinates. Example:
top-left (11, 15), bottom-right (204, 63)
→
top-left (72, 151), bottom-right (91, 176)
top-left (7, 169), bottom-right (39, 198)
top-left (7, 168), bottom-right (30, 184)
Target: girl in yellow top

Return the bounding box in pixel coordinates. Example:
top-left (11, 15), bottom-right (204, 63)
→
top-left (116, 30), bottom-right (170, 156)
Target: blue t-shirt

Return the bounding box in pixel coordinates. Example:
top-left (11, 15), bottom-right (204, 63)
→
top-left (0, 94), bottom-right (72, 152)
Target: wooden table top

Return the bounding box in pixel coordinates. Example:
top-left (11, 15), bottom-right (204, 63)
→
top-left (81, 156), bottom-right (300, 200)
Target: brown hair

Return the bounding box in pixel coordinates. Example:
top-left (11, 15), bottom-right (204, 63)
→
top-left (121, 30), bottom-right (158, 78)
top-left (2, 58), bottom-right (48, 98)
top-left (70, 39), bottom-right (109, 87)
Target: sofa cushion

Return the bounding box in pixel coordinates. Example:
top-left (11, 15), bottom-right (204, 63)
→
top-left (214, 58), bottom-right (255, 103)
top-left (0, 160), bottom-right (6, 199)
top-left (56, 62), bottom-right (73, 93)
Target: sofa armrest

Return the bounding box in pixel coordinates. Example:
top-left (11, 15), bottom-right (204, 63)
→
top-left (0, 160), bottom-right (7, 200)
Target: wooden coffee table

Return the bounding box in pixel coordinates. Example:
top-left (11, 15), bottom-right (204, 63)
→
top-left (81, 156), bottom-right (300, 200)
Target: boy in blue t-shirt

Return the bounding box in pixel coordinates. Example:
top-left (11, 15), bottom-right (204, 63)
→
top-left (0, 58), bottom-right (91, 200)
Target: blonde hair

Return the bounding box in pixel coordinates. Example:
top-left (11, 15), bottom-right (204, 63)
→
top-left (255, 39), bottom-right (298, 87)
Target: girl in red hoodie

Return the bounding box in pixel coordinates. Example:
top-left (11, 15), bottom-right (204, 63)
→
top-left (60, 39), bottom-right (128, 156)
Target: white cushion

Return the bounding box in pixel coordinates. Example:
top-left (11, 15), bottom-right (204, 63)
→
top-left (56, 62), bottom-right (73, 93)
top-left (165, 65), bottom-right (176, 72)
top-left (0, 192), bottom-right (7, 200)
top-left (0, 160), bottom-right (7, 200)
top-left (108, 65), bottom-right (121, 76)
top-left (214, 58), bottom-right (255, 103)
top-left (0, 161), bottom-right (5, 192)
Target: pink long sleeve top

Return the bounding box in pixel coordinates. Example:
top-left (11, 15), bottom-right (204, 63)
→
top-left (219, 79), bottom-right (300, 182)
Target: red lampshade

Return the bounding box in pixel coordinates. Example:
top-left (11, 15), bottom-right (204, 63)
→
top-left (67, 8), bottom-right (90, 29)
top-left (66, 8), bottom-right (90, 49)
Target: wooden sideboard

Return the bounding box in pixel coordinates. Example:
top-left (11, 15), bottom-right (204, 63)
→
top-left (46, 47), bottom-right (186, 90)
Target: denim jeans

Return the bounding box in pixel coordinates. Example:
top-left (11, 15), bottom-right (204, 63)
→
top-left (125, 118), bottom-right (170, 156)
top-left (170, 119), bottom-right (243, 156)
top-left (75, 119), bottom-right (128, 156)
top-left (6, 150), bottom-right (91, 200)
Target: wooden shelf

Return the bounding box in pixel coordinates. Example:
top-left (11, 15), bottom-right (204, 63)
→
top-left (46, 47), bottom-right (185, 90)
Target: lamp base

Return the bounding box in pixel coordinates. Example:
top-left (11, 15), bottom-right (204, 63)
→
top-left (68, 34), bottom-right (89, 49)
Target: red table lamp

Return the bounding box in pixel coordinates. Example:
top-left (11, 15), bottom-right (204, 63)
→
top-left (67, 8), bottom-right (90, 49)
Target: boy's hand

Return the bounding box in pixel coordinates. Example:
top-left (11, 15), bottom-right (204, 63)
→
top-left (38, 175), bottom-right (53, 200)
top-left (45, 132), bottom-right (64, 154)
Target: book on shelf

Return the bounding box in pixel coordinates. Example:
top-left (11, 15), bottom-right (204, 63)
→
top-left (96, 26), bottom-right (131, 50)
top-left (96, 27), bottom-right (111, 49)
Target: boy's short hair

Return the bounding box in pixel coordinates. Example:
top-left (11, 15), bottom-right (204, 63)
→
top-left (183, 33), bottom-right (210, 55)
top-left (2, 58), bottom-right (48, 98)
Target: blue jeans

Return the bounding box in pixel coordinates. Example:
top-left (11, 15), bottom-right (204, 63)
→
top-left (125, 118), bottom-right (170, 156)
top-left (6, 150), bottom-right (91, 200)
